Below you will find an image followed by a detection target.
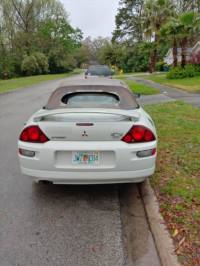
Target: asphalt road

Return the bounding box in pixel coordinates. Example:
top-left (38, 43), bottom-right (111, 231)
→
top-left (0, 75), bottom-right (160, 266)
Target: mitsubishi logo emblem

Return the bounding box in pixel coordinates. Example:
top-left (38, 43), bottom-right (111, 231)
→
top-left (82, 130), bottom-right (88, 137)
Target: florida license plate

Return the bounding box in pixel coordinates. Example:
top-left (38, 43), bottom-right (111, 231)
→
top-left (72, 151), bottom-right (100, 165)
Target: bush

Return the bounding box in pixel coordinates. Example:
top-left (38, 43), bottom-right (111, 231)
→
top-left (166, 64), bottom-right (200, 79)
top-left (185, 64), bottom-right (199, 77)
top-left (195, 64), bottom-right (200, 73)
top-left (0, 55), bottom-right (20, 79)
top-left (155, 62), bottom-right (170, 72)
top-left (21, 55), bottom-right (39, 76)
top-left (21, 53), bottom-right (49, 76)
top-left (156, 61), bottom-right (165, 71)
top-left (166, 66), bottom-right (186, 79)
top-left (0, 64), bottom-right (15, 79)
top-left (33, 52), bottom-right (49, 74)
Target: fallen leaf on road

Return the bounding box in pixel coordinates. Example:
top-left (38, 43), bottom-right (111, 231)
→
top-left (172, 229), bottom-right (179, 237)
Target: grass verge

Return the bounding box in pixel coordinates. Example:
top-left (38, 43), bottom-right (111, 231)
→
top-left (0, 69), bottom-right (82, 94)
top-left (145, 101), bottom-right (200, 266)
top-left (117, 76), bottom-right (160, 95)
top-left (144, 73), bottom-right (200, 93)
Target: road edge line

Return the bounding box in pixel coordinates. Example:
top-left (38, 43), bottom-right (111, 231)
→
top-left (139, 179), bottom-right (180, 266)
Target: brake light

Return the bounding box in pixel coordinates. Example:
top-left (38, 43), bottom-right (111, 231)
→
top-left (19, 126), bottom-right (49, 143)
top-left (122, 125), bottom-right (155, 143)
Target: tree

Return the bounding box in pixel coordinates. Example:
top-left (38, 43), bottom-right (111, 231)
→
top-left (160, 19), bottom-right (182, 67)
top-left (175, 0), bottom-right (200, 13)
top-left (80, 36), bottom-right (110, 64)
top-left (142, 0), bottom-right (174, 72)
top-left (48, 46), bottom-right (76, 74)
top-left (0, 0), bottom-right (82, 77)
top-left (37, 17), bottom-right (82, 53)
top-left (74, 45), bottom-right (90, 68)
top-left (111, 0), bottom-right (200, 73)
top-left (112, 0), bottom-right (144, 43)
top-left (177, 12), bottom-right (200, 67)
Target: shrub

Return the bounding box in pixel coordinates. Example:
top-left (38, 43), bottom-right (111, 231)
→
top-left (0, 64), bottom-right (15, 79)
top-left (155, 61), bottom-right (165, 71)
top-left (33, 52), bottom-right (49, 74)
top-left (167, 66), bottom-right (186, 79)
top-left (185, 64), bottom-right (199, 77)
top-left (0, 56), bottom-right (19, 79)
top-left (195, 64), bottom-right (200, 74)
top-left (21, 55), bottom-right (39, 76)
top-left (21, 53), bottom-right (49, 76)
top-left (166, 64), bottom-right (200, 79)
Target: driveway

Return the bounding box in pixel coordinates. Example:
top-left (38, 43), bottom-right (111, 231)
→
top-left (0, 76), bottom-right (160, 266)
top-left (131, 77), bottom-right (200, 108)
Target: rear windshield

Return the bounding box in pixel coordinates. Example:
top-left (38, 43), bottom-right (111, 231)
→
top-left (87, 66), bottom-right (112, 76)
top-left (62, 92), bottom-right (119, 107)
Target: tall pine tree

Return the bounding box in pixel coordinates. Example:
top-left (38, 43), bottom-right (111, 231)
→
top-left (112, 0), bottom-right (144, 43)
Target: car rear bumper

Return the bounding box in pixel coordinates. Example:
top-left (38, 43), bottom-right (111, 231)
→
top-left (21, 166), bottom-right (155, 184)
top-left (18, 140), bottom-right (157, 184)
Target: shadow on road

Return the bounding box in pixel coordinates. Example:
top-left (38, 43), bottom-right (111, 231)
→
top-left (32, 182), bottom-right (120, 211)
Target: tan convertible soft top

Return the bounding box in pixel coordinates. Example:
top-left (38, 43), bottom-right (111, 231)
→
top-left (45, 78), bottom-right (139, 110)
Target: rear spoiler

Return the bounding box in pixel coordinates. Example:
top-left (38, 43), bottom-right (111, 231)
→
top-left (33, 108), bottom-right (140, 122)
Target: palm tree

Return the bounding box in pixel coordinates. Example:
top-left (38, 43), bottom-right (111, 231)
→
top-left (177, 12), bottom-right (200, 67)
top-left (142, 0), bottom-right (174, 72)
top-left (160, 19), bottom-right (182, 67)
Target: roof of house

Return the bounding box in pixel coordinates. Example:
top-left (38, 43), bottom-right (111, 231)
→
top-left (192, 41), bottom-right (200, 51)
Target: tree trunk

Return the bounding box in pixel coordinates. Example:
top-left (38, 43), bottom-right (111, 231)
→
top-left (150, 48), bottom-right (156, 72)
top-left (181, 38), bottom-right (187, 67)
top-left (172, 37), bottom-right (178, 67)
top-left (149, 35), bottom-right (157, 73)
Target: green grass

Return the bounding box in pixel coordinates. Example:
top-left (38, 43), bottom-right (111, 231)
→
top-left (146, 101), bottom-right (200, 264)
top-left (0, 69), bottom-right (82, 94)
top-left (117, 77), bottom-right (160, 95)
top-left (114, 72), bottom-right (146, 78)
top-left (144, 73), bottom-right (200, 93)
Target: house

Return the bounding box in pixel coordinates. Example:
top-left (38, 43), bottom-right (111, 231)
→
top-left (164, 48), bottom-right (192, 65)
top-left (192, 41), bottom-right (200, 54)
top-left (164, 41), bottom-right (200, 65)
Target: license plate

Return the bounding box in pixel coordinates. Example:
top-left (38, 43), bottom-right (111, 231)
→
top-left (72, 151), bottom-right (100, 165)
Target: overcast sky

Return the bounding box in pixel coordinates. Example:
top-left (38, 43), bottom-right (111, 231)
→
top-left (60, 0), bottom-right (119, 38)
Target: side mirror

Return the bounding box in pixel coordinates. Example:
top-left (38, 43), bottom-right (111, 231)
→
top-left (133, 93), bottom-right (141, 99)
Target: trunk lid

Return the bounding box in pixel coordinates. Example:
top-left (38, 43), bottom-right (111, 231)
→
top-left (35, 109), bottom-right (140, 141)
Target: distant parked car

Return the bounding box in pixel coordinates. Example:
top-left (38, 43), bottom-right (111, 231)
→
top-left (85, 65), bottom-right (112, 79)
top-left (18, 78), bottom-right (157, 185)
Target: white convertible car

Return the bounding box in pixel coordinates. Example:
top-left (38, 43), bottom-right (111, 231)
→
top-left (18, 78), bottom-right (157, 184)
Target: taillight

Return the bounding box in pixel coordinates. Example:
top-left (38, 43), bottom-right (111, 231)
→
top-left (122, 125), bottom-right (155, 143)
top-left (19, 126), bottom-right (49, 143)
